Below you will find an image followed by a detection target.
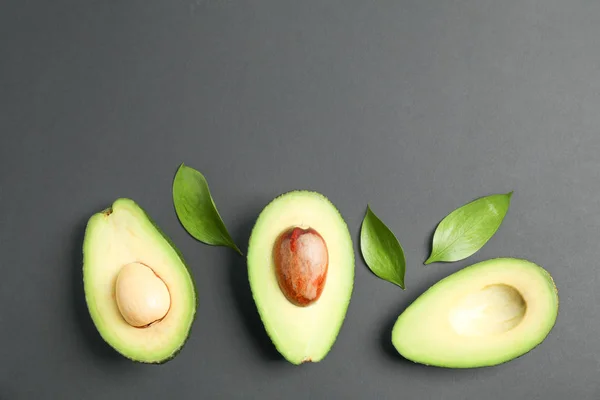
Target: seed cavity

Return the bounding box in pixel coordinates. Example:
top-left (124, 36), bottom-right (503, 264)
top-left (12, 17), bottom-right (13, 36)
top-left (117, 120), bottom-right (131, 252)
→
top-left (449, 284), bottom-right (526, 337)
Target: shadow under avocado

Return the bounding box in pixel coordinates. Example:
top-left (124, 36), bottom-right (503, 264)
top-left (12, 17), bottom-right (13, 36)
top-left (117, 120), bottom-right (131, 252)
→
top-left (70, 217), bottom-right (126, 363)
top-left (376, 223), bottom-right (441, 364)
top-left (227, 210), bottom-right (282, 361)
top-left (378, 278), bottom-right (437, 365)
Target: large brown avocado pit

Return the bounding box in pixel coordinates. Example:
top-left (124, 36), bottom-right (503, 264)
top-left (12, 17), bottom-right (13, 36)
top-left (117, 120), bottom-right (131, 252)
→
top-left (273, 227), bottom-right (329, 307)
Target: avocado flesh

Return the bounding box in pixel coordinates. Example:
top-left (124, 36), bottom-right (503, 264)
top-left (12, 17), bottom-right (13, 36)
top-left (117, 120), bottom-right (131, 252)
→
top-left (83, 198), bottom-right (197, 363)
top-left (247, 191), bottom-right (354, 364)
top-left (392, 258), bottom-right (558, 368)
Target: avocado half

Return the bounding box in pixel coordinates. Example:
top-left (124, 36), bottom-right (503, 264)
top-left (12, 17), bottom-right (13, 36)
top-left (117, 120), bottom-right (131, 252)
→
top-left (392, 258), bottom-right (558, 368)
top-left (83, 198), bottom-right (197, 363)
top-left (247, 190), bottom-right (355, 364)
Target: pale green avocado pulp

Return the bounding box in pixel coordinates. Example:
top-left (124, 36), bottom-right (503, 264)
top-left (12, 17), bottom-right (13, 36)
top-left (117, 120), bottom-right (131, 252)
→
top-left (83, 198), bottom-right (197, 363)
top-left (392, 258), bottom-right (558, 368)
top-left (247, 191), bottom-right (355, 365)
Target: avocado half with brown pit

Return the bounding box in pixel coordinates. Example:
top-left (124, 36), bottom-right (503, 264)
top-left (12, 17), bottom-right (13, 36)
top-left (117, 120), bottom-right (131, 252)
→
top-left (247, 190), bottom-right (355, 364)
top-left (83, 198), bottom-right (197, 363)
top-left (392, 258), bottom-right (559, 368)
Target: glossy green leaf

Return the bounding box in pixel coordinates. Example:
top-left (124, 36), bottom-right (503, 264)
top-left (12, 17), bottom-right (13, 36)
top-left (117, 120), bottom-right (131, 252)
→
top-left (360, 205), bottom-right (406, 289)
top-left (172, 163), bottom-right (242, 255)
top-left (425, 192), bottom-right (513, 265)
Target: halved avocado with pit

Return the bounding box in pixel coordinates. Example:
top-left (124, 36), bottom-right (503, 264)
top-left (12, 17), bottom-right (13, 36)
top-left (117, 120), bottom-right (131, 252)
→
top-left (392, 258), bottom-right (559, 368)
top-left (247, 190), bottom-right (355, 364)
top-left (83, 198), bottom-right (197, 363)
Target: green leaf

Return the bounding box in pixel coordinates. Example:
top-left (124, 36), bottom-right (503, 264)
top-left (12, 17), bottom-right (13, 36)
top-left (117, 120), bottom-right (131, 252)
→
top-left (425, 192), bottom-right (513, 265)
top-left (360, 205), bottom-right (406, 289)
top-left (172, 163), bottom-right (242, 255)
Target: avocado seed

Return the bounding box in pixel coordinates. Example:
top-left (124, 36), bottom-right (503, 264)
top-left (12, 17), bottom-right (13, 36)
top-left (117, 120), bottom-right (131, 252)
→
top-left (115, 262), bottom-right (171, 327)
top-left (273, 227), bottom-right (329, 307)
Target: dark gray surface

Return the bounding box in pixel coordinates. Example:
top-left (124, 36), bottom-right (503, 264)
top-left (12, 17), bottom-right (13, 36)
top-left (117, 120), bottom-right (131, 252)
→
top-left (1, 0), bottom-right (598, 398)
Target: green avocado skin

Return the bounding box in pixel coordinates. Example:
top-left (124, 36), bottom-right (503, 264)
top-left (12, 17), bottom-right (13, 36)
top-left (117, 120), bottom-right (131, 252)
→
top-left (82, 198), bottom-right (198, 364)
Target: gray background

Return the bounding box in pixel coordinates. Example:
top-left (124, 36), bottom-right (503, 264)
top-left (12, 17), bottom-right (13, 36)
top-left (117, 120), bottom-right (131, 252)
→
top-left (1, 0), bottom-right (598, 398)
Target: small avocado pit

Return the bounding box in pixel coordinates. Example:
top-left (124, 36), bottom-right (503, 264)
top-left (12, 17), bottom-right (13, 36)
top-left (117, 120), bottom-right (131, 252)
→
top-left (115, 262), bottom-right (171, 328)
top-left (274, 227), bottom-right (329, 307)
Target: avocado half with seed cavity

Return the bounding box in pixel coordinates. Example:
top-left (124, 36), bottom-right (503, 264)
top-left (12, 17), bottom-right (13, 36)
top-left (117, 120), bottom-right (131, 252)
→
top-left (83, 198), bottom-right (197, 363)
top-left (247, 190), bottom-right (355, 364)
top-left (392, 258), bottom-right (558, 368)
